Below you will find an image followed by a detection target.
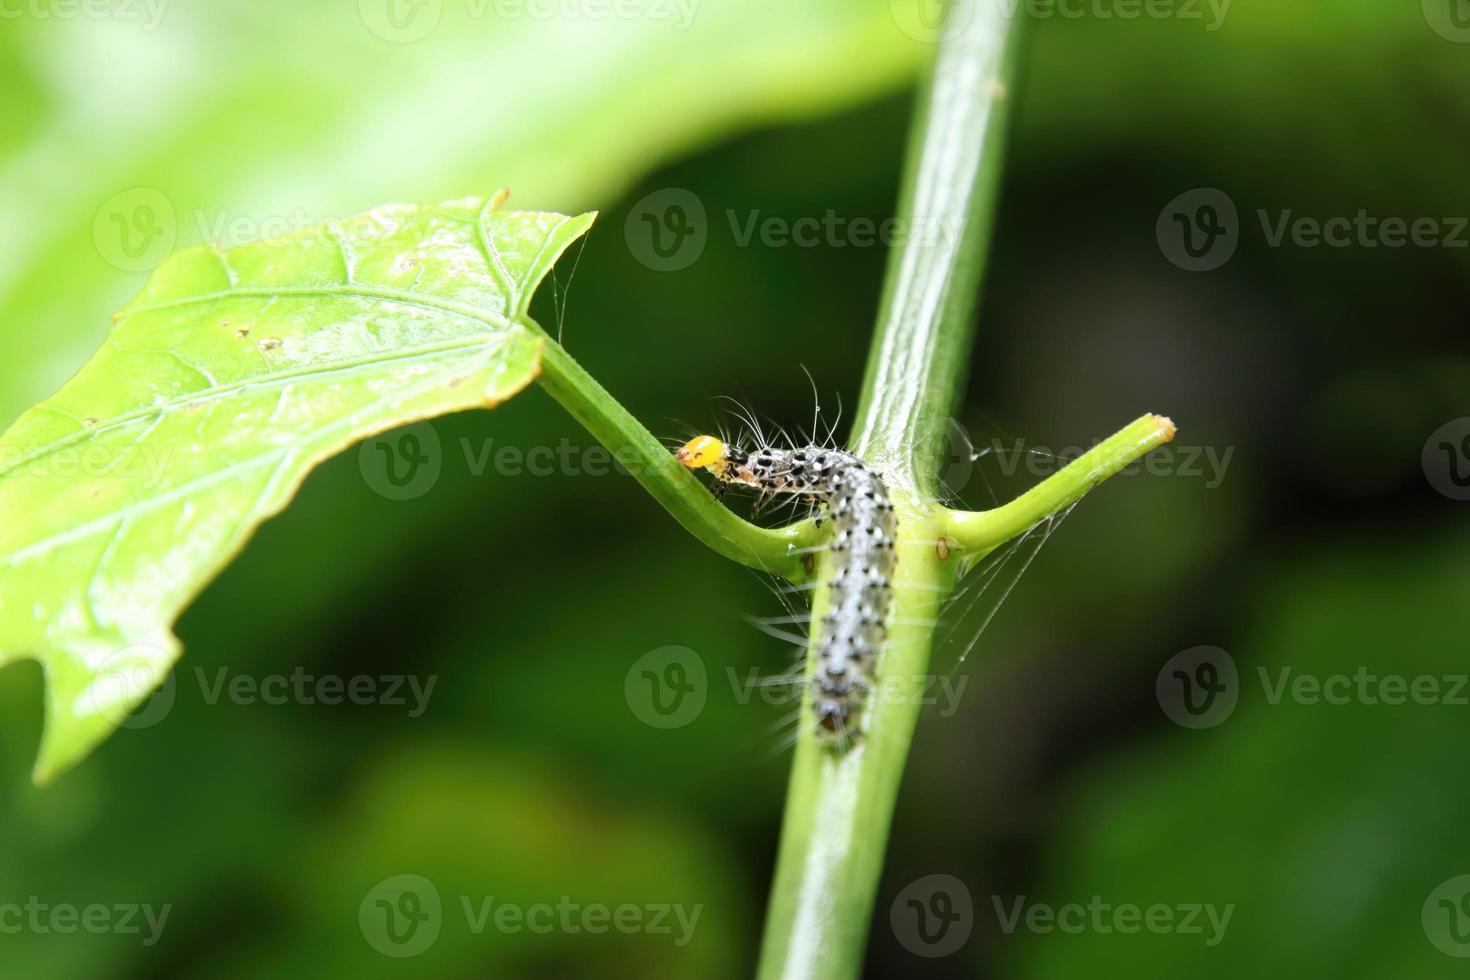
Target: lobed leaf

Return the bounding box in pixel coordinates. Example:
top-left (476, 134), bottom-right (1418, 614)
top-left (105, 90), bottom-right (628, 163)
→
top-left (0, 197), bottom-right (594, 783)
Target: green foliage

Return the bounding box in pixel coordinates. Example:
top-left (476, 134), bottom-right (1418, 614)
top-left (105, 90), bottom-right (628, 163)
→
top-left (0, 0), bottom-right (922, 428)
top-left (0, 1), bottom-right (1463, 978)
top-left (0, 201), bottom-right (591, 782)
top-left (1009, 537), bottom-right (1470, 980)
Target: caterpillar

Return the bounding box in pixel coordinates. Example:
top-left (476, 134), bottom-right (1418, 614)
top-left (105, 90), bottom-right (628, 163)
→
top-left (676, 434), bottom-right (896, 746)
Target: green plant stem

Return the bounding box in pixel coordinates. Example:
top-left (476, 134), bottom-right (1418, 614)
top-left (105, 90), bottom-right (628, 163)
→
top-left (512, 14), bottom-right (1171, 980)
top-left (945, 413), bottom-right (1177, 556)
top-left (756, 8), bottom-right (1024, 979)
top-left (531, 336), bottom-right (820, 581)
top-left (850, 22), bottom-right (1018, 496)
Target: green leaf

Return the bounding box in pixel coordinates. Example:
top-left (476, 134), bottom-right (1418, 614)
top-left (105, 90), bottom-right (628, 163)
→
top-left (0, 198), bottom-right (593, 784)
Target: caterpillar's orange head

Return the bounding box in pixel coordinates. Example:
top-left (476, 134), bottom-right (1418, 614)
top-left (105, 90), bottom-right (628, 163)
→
top-left (675, 435), bottom-right (728, 475)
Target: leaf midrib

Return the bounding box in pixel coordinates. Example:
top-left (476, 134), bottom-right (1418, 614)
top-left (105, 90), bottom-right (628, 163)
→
top-left (1, 333), bottom-right (526, 569)
top-left (0, 285), bottom-right (524, 479)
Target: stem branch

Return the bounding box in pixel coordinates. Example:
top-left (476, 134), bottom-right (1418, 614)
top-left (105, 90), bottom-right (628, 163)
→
top-left (532, 338), bottom-right (821, 581)
top-left (944, 413), bottom-right (1178, 555)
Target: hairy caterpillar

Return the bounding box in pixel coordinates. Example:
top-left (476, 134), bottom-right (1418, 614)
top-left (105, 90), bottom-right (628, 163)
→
top-left (676, 435), bottom-right (896, 745)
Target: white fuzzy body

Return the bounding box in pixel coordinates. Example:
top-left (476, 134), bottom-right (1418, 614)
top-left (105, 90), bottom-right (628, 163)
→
top-left (719, 445), bottom-right (896, 741)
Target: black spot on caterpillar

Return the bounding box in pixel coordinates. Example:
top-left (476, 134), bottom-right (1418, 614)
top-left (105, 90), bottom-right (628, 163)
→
top-left (677, 435), bottom-right (896, 746)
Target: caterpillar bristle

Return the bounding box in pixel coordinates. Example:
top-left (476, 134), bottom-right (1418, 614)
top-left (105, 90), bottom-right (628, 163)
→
top-left (748, 621), bottom-right (812, 646)
top-left (751, 614), bottom-right (813, 627)
top-left (753, 671), bottom-right (806, 690)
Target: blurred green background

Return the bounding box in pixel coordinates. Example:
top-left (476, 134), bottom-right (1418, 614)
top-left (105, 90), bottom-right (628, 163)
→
top-left (1, 0), bottom-right (1467, 976)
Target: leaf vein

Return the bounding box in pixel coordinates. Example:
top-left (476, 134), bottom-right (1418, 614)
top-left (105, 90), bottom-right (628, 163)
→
top-left (0, 331), bottom-right (513, 479)
top-left (2, 344), bottom-right (496, 570)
